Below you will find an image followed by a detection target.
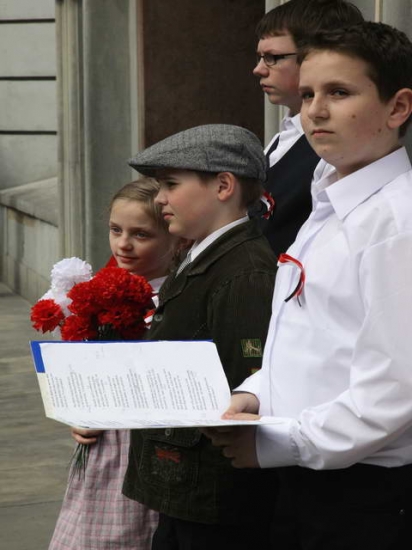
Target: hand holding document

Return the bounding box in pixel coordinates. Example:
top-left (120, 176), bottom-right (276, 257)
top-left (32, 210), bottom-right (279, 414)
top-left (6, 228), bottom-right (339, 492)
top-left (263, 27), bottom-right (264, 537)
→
top-left (31, 340), bottom-right (276, 429)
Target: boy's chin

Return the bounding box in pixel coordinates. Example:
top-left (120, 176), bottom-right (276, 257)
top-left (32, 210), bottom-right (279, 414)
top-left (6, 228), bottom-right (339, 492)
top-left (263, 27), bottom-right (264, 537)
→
top-left (307, 143), bottom-right (335, 165)
top-left (168, 224), bottom-right (184, 238)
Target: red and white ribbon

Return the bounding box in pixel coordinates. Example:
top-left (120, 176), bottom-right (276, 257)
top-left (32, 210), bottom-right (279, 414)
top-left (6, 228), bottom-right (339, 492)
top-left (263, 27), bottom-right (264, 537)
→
top-left (144, 308), bottom-right (155, 327)
top-left (278, 253), bottom-right (305, 305)
top-left (261, 191), bottom-right (276, 219)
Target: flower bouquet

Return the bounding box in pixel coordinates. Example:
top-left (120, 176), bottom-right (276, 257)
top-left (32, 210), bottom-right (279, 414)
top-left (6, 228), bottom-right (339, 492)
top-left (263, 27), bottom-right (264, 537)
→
top-left (31, 257), bottom-right (154, 474)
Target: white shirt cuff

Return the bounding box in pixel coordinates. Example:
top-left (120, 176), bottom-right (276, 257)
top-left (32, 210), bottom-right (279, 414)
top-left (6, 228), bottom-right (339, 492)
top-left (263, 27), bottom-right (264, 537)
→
top-left (256, 417), bottom-right (300, 468)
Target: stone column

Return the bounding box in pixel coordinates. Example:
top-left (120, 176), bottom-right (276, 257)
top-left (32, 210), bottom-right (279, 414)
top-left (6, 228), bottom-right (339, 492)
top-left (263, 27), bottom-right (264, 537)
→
top-left (55, 0), bottom-right (142, 269)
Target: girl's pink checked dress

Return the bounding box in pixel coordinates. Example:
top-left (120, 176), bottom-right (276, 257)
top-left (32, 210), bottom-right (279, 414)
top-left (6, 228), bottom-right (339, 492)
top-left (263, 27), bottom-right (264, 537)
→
top-left (48, 429), bottom-right (158, 550)
top-left (48, 276), bottom-right (165, 550)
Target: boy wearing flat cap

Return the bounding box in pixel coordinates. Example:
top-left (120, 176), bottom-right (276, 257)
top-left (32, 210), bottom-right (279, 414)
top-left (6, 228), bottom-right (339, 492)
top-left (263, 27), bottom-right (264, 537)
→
top-left (122, 124), bottom-right (277, 549)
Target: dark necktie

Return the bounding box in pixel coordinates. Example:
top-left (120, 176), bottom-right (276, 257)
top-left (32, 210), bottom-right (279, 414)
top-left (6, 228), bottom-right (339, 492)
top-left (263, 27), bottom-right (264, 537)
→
top-left (266, 136), bottom-right (280, 159)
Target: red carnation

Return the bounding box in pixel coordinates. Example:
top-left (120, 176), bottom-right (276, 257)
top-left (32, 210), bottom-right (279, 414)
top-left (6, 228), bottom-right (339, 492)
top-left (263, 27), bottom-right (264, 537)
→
top-left (92, 268), bottom-right (153, 308)
top-left (67, 281), bottom-right (99, 316)
top-left (97, 303), bottom-right (145, 330)
top-left (92, 268), bottom-right (130, 307)
top-left (124, 274), bottom-right (153, 303)
top-left (32, 264), bottom-right (153, 343)
top-left (30, 299), bottom-right (65, 333)
top-left (61, 314), bottom-right (98, 341)
top-left (97, 308), bottom-right (125, 329)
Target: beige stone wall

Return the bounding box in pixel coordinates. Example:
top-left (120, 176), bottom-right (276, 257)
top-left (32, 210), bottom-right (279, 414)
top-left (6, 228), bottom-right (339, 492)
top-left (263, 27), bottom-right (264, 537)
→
top-left (0, 0), bottom-right (57, 190)
top-left (0, 0), bottom-right (58, 300)
top-left (0, 179), bottom-right (59, 302)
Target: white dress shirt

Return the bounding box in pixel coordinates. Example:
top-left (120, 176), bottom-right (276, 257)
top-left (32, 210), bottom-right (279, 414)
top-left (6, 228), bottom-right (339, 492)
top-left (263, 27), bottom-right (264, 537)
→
top-left (312, 158), bottom-right (335, 184)
top-left (265, 111), bottom-right (304, 167)
top-left (149, 276), bottom-right (167, 308)
top-left (237, 147), bottom-right (412, 470)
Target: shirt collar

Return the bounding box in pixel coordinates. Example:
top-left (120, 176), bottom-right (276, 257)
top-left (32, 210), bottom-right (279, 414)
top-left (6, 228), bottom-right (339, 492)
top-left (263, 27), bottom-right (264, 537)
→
top-left (313, 147), bottom-right (411, 220)
top-left (190, 216), bottom-right (249, 261)
top-left (149, 276), bottom-right (167, 293)
top-left (280, 111), bottom-right (303, 134)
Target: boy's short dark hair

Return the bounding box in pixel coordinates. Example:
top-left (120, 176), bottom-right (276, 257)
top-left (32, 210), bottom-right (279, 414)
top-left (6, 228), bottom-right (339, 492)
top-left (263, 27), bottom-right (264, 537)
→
top-left (256, 0), bottom-right (363, 45)
top-left (297, 22), bottom-right (412, 137)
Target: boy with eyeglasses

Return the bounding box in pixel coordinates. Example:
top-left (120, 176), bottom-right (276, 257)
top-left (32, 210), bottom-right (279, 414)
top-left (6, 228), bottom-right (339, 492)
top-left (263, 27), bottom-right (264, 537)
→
top-left (207, 21), bottom-right (412, 549)
top-left (254, 0), bottom-right (363, 256)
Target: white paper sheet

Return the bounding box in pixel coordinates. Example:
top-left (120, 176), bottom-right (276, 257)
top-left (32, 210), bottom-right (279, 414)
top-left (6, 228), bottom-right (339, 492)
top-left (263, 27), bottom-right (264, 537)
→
top-left (30, 340), bottom-right (277, 429)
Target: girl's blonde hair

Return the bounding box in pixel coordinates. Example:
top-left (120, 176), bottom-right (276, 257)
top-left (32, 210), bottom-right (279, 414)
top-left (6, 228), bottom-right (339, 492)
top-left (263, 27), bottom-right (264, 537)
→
top-left (109, 177), bottom-right (168, 231)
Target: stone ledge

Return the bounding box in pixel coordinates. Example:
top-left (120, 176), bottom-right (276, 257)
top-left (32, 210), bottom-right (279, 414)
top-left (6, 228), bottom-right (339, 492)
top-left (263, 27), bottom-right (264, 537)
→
top-left (0, 177), bottom-right (58, 226)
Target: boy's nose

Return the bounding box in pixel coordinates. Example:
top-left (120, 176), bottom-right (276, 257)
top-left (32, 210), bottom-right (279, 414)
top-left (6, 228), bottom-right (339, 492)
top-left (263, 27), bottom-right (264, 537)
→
top-left (307, 96), bottom-right (328, 119)
top-left (253, 59), bottom-right (269, 77)
top-left (155, 189), bottom-right (166, 205)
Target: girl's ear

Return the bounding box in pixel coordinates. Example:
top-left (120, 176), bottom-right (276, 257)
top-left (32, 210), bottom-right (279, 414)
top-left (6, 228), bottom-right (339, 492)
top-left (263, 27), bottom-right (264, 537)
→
top-left (387, 88), bottom-right (412, 131)
top-left (216, 172), bottom-right (237, 201)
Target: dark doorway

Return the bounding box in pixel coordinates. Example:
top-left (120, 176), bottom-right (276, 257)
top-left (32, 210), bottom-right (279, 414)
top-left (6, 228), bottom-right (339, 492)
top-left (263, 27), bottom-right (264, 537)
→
top-left (142, 0), bottom-right (265, 145)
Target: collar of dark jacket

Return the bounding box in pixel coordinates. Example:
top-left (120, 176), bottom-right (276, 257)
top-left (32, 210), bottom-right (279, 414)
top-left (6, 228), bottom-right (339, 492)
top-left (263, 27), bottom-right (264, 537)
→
top-left (158, 218), bottom-right (262, 303)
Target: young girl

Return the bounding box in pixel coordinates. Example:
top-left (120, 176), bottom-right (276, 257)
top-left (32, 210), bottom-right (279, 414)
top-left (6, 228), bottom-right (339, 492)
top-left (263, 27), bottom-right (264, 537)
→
top-left (49, 177), bottom-right (181, 550)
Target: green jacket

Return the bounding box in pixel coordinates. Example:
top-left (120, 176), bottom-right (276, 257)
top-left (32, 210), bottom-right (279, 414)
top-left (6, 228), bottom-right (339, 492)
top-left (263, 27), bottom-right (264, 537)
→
top-left (123, 219), bottom-right (278, 525)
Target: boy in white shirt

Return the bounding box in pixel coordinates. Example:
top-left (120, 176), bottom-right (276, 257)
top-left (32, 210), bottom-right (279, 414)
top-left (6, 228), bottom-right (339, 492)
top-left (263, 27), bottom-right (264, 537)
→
top-left (207, 22), bottom-right (412, 549)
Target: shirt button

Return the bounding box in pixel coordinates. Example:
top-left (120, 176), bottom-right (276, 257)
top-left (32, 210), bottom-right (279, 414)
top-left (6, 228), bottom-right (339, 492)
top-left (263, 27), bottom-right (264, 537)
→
top-left (165, 428), bottom-right (172, 437)
top-left (153, 313), bottom-right (163, 322)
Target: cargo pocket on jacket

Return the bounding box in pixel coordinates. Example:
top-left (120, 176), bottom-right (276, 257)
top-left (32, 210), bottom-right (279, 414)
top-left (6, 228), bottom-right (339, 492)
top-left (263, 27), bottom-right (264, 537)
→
top-left (139, 429), bottom-right (201, 493)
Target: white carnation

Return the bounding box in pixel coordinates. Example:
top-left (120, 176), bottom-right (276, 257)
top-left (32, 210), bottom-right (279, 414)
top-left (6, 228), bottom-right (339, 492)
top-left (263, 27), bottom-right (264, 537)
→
top-left (50, 257), bottom-right (93, 293)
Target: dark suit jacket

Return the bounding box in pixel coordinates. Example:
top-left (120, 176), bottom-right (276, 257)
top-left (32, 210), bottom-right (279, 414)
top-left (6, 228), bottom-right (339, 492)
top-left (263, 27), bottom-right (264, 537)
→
top-left (123, 220), bottom-right (278, 525)
top-left (261, 134), bottom-right (319, 257)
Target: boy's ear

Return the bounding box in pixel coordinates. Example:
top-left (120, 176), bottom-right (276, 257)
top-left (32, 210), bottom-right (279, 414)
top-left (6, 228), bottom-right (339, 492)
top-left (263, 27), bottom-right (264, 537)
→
top-left (387, 88), bottom-right (412, 131)
top-left (216, 172), bottom-right (237, 201)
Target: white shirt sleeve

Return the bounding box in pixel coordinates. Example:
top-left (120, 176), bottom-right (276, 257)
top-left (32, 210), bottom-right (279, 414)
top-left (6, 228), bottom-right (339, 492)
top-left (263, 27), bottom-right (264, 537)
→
top-left (234, 368), bottom-right (262, 398)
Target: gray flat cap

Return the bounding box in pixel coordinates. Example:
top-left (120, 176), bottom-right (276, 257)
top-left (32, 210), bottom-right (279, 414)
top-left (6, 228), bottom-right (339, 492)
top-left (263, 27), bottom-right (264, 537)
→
top-left (128, 124), bottom-right (267, 183)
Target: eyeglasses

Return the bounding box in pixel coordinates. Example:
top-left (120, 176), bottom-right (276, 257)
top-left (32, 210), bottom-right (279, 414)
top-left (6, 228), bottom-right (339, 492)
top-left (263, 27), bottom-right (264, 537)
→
top-left (256, 52), bottom-right (297, 67)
